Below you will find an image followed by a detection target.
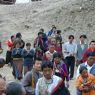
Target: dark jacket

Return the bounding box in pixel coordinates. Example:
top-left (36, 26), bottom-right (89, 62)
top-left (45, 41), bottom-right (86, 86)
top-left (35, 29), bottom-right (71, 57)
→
top-left (51, 81), bottom-right (70, 95)
top-left (22, 69), bottom-right (42, 95)
top-left (22, 49), bottom-right (35, 66)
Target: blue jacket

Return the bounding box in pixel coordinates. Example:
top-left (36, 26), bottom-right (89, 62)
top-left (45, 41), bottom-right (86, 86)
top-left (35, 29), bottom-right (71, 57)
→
top-left (12, 48), bottom-right (23, 58)
top-left (22, 49), bottom-right (35, 66)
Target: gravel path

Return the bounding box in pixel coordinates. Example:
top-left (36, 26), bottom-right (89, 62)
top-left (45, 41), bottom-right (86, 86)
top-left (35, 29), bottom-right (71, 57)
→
top-left (0, 65), bottom-right (76, 95)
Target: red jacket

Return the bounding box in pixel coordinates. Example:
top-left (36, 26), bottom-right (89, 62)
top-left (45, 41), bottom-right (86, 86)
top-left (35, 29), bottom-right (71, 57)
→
top-left (82, 48), bottom-right (95, 62)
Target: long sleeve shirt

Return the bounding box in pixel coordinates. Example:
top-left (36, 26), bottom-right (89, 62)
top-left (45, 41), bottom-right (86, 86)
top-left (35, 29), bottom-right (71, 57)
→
top-left (63, 42), bottom-right (77, 58)
top-left (76, 61), bottom-right (94, 78)
top-left (82, 48), bottom-right (95, 62)
top-left (22, 69), bottom-right (42, 95)
top-left (12, 48), bottom-right (23, 58)
top-left (35, 75), bottom-right (62, 95)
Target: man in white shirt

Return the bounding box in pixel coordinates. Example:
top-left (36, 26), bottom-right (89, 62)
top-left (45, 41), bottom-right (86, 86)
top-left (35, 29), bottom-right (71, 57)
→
top-left (76, 51), bottom-right (95, 78)
top-left (76, 51), bottom-right (95, 95)
top-left (63, 35), bottom-right (77, 80)
top-left (35, 61), bottom-right (70, 95)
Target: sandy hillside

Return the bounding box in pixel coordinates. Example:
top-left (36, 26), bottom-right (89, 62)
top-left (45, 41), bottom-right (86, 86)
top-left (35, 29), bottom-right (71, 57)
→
top-left (0, 0), bottom-right (95, 42)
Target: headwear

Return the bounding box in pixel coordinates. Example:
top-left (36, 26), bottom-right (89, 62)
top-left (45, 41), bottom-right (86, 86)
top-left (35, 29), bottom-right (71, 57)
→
top-left (79, 66), bottom-right (87, 74)
top-left (16, 32), bottom-right (22, 38)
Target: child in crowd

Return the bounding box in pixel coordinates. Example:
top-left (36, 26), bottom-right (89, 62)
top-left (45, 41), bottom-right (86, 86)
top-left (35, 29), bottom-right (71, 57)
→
top-left (22, 43), bottom-right (35, 75)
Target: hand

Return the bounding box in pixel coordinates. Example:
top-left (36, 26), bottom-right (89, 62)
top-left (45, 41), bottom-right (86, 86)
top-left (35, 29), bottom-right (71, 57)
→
top-left (90, 83), bottom-right (95, 88)
top-left (82, 86), bottom-right (89, 92)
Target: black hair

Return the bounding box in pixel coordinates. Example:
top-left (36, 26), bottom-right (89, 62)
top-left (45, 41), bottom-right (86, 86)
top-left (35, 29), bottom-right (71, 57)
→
top-left (68, 35), bottom-right (74, 39)
top-left (79, 66), bottom-right (87, 74)
top-left (26, 42), bottom-right (31, 46)
top-left (38, 32), bottom-right (43, 36)
top-left (0, 74), bottom-right (3, 78)
top-left (6, 82), bottom-right (24, 95)
top-left (53, 52), bottom-right (61, 59)
top-left (40, 28), bottom-right (44, 32)
top-left (90, 40), bottom-right (95, 45)
top-left (34, 57), bottom-right (42, 64)
top-left (87, 52), bottom-right (95, 58)
top-left (11, 35), bottom-right (14, 40)
top-left (80, 35), bottom-right (87, 39)
top-left (52, 25), bottom-right (56, 29)
top-left (16, 33), bottom-right (22, 38)
top-left (41, 61), bottom-right (53, 71)
top-left (57, 30), bottom-right (61, 34)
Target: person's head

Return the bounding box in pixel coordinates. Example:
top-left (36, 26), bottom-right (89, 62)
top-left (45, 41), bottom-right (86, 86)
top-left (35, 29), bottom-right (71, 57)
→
top-left (0, 76), bottom-right (6, 95)
top-left (41, 61), bottom-right (53, 80)
top-left (80, 35), bottom-right (87, 43)
top-left (15, 40), bottom-right (21, 48)
top-left (68, 35), bottom-right (74, 43)
top-left (26, 42), bottom-right (31, 50)
top-left (53, 52), bottom-right (61, 64)
top-left (49, 45), bottom-right (55, 53)
top-left (38, 32), bottom-right (43, 38)
top-left (50, 38), bottom-right (56, 45)
top-left (33, 57), bottom-right (42, 71)
top-left (39, 28), bottom-right (44, 33)
top-left (56, 30), bottom-right (61, 35)
top-left (89, 40), bottom-right (95, 49)
top-left (16, 33), bottom-right (22, 39)
top-left (79, 66), bottom-right (88, 78)
top-left (87, 52), bottom-right (95, 66)
top-left (51, 25), bottom-right (56, 32)
top-left (6, 82), bottom-right (26, 95)
top-left (11, 35), bottom-right (15, 42)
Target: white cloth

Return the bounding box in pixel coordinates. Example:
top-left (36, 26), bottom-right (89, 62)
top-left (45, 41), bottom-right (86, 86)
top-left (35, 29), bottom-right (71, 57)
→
top-left (45, 50), bottom-right (56, 61)
top-left (76, 61), bottom-right (93, 78)
top-left (16, 0), bottom-right (31, 4)
top-left (35, 75), bottom-right (62, 95)
top-left (63, 42), bottom-right (77, 58)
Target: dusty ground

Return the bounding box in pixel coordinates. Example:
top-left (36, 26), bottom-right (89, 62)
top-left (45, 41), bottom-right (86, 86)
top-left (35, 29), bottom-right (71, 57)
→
top-left (0, 65), bottom-right (76, 95)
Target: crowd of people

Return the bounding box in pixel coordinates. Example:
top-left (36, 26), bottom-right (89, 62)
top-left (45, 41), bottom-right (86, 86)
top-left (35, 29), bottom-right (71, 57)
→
top-left (0, 25), bottom-right (95, 95)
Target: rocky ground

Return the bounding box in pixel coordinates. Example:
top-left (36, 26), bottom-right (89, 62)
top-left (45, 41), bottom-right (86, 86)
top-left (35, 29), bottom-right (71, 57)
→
top-left (0, 0), bottom-right (95, 94)
top-left (0, 65), bottom-right (76, 95)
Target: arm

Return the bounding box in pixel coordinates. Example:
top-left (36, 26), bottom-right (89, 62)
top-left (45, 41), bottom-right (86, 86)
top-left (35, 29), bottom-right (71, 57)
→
top-left (22, 72), bottom-right (33, 93)
top-left (76, 77), bottom-right (82, 90)
top-left (62, 64), bottom-right (69, 81)
top-left (82, 49), bottom-right (88, 63)
top-left (12, 48), bottom-right (17, 56)
top-left (74, 44), bottom-right (77, 55)
top-left (76, 77), bottom-right (90, 91)
top-left (21, 49), bottom-right (27, 57)
top-left (29, 49), bottom-right (35, 57)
